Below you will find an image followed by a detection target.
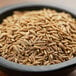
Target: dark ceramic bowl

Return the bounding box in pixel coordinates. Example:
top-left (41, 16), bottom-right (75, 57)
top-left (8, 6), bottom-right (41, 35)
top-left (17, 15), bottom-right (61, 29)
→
top-left (0, 3), bottom-right (76, 76)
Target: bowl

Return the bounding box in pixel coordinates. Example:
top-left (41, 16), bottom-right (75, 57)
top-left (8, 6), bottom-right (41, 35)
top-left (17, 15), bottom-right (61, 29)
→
top-left (0, 3), bottom-right (76, 76)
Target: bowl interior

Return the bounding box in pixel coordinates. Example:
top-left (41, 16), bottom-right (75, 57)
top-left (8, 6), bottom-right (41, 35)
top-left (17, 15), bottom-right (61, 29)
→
top-left (0, 5), bottom-right (76, 23)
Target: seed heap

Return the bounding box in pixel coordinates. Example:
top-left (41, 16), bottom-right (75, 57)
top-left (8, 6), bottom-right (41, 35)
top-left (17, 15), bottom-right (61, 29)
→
top-left (0, 9), bottom-right (76, 65)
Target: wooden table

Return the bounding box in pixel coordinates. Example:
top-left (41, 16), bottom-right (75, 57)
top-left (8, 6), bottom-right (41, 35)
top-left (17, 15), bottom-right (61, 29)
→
top-left (0, 0), bottom-right (76, 76)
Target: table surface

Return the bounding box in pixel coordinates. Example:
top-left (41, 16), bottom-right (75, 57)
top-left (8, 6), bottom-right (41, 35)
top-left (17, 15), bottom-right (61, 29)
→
top-left (0, 0), bottom-right (76, 76)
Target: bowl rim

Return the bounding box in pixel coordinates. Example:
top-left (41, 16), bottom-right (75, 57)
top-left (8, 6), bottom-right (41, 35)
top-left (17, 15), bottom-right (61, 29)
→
top-left (0, 57), bottom-right (76, 72)
top-left (0, 3), bottom-right (76, 72)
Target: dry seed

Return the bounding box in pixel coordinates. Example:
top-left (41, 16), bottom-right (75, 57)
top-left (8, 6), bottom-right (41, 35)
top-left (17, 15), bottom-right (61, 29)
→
top-left (0, 9), bottom-right (76, 65)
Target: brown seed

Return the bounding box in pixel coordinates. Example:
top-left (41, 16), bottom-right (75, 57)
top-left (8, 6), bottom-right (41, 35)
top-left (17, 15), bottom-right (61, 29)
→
top-left (0, 9), bottom-right (76, 65)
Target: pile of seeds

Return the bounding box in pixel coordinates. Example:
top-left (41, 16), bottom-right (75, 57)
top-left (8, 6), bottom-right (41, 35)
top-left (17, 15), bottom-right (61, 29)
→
top-left (0, 9), bottom-right (76, 65)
